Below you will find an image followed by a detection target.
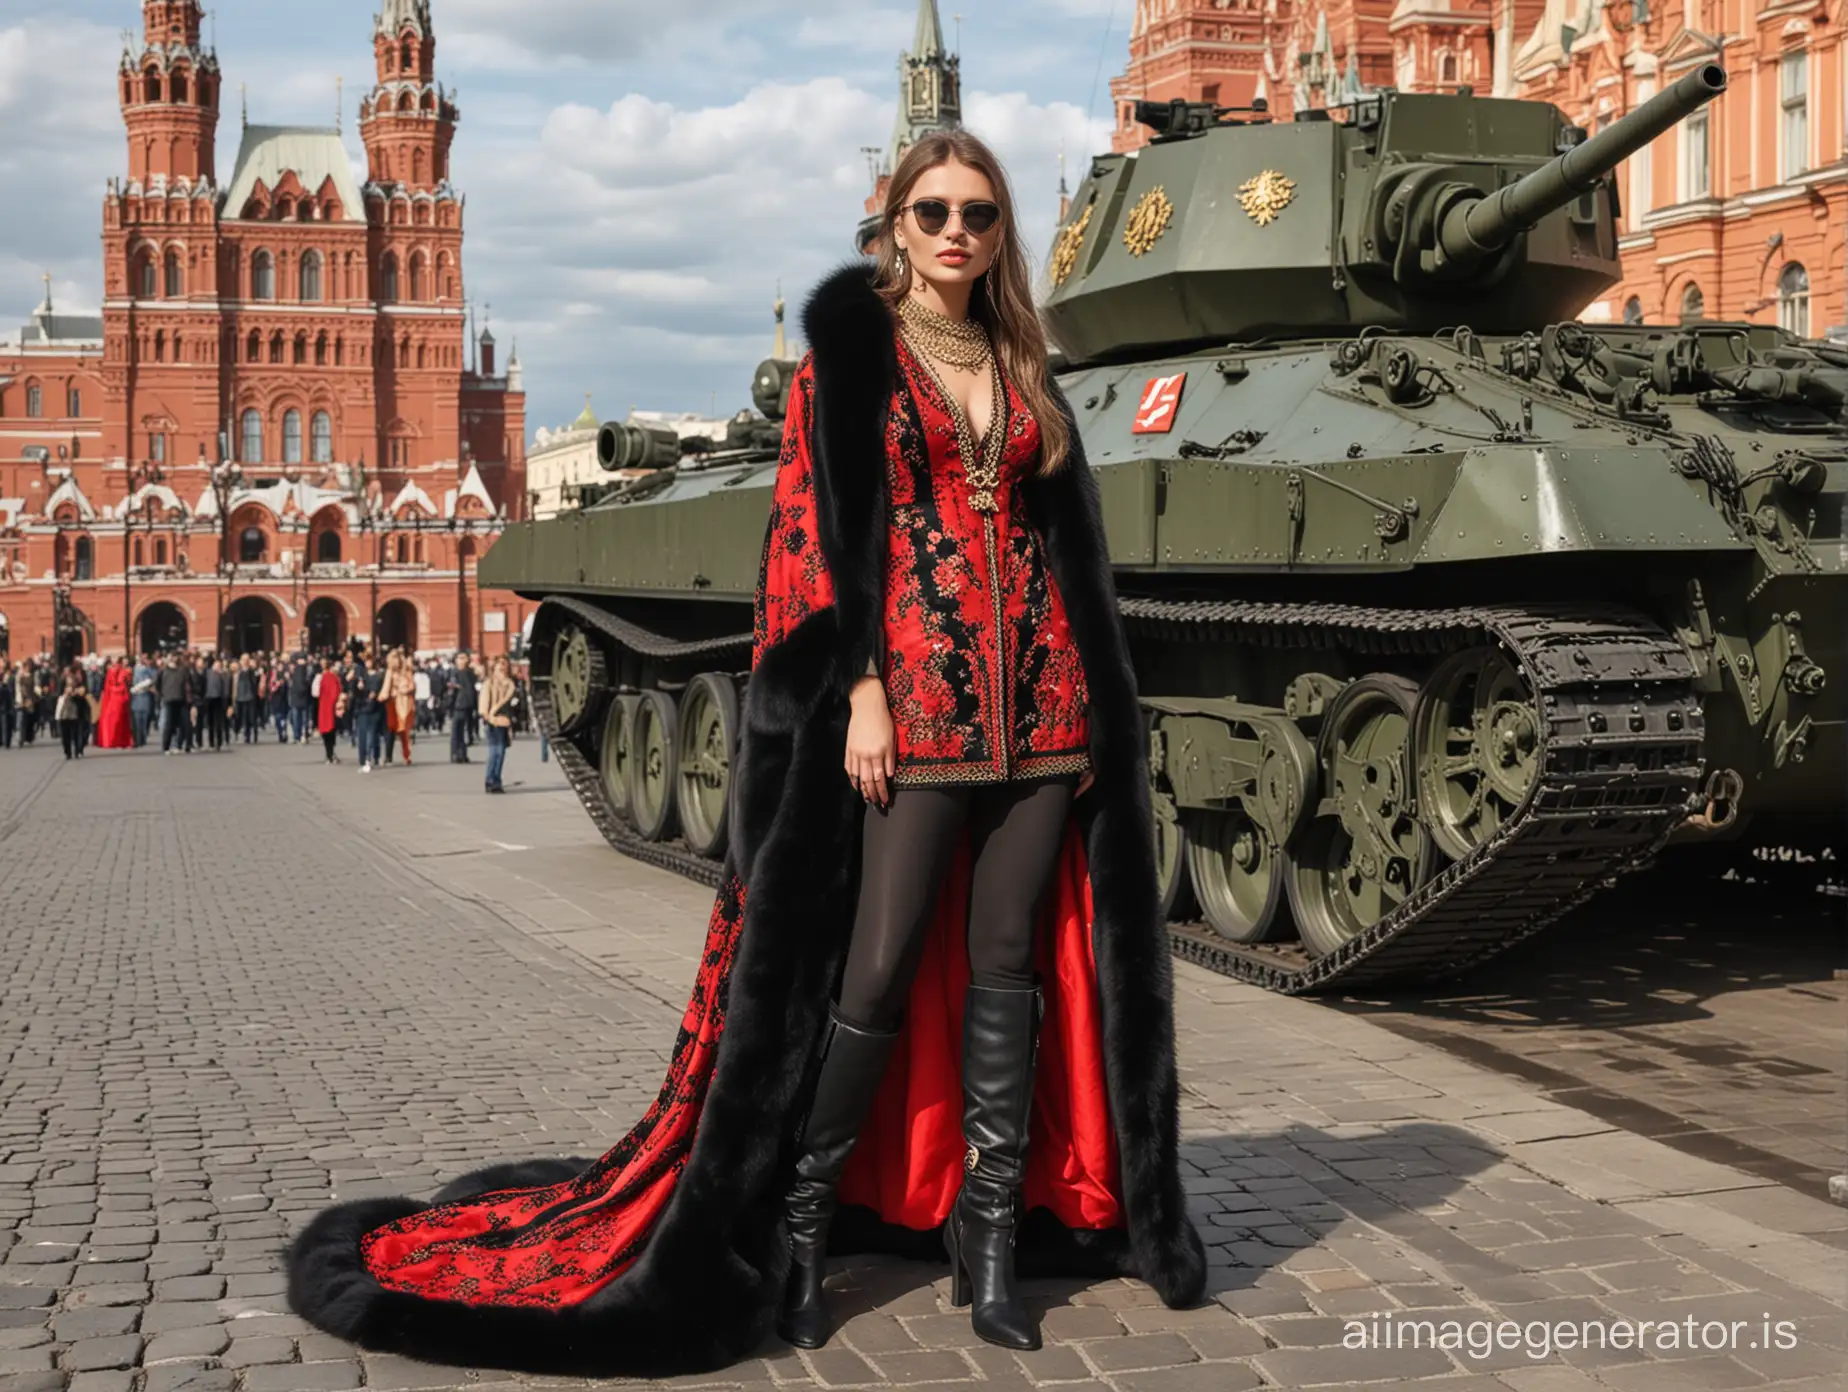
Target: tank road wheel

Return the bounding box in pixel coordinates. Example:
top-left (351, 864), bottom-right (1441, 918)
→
top-left (1150, 788), bottom-right (1198, 923)
top-left (1287, 675), bottom-right (1437, 959)
top-left (599, 694), bottom-right (640, 821)
top-left (1414, 648), bottom-right (1541, 862)
top-left (1187, 809), bottom-right (1291, 943)
top-left (550, 622), bottom-right (608, 736)
top-left (676, 674), bottom-right (740, 859)
top-left (628, 689), bottom-right (681, 843)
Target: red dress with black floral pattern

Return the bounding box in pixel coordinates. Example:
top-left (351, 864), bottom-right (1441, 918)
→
top-left (758, 335), bottom-right (1091, 786)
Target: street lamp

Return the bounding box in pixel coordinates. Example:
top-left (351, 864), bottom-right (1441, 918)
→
top-left (210, 454), bottom-right (244, 652)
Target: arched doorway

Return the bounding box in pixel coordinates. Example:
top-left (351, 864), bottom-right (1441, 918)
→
top-left (137, 601), bottom-right (189, 654)
top-left (220, 595), bottom-right (283, 657)
top-left (305, 597), bottom-right (347, 655)
top-left (375, 598), bottom-right (418, 653)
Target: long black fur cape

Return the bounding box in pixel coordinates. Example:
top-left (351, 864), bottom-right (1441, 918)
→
top-left (285, 263), bottom-right (1206, 1376)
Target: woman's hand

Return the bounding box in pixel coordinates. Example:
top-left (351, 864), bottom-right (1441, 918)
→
top-left (845, 676), bottom-right (896, 807)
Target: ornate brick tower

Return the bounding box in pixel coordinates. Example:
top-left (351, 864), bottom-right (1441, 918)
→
top-left (357, 0), bottom-right (466, 484)
top-left (857, 0), bottom-right (964, 249)
top-left (119, 0), bottom-right (221, 185)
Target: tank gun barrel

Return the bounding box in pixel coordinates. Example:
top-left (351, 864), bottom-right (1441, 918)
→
top-left (1440, 64), bottom-right (1726, 267)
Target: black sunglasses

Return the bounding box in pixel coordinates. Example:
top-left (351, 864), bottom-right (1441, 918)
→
top-left (900, 198), bottom-right (1002, 236)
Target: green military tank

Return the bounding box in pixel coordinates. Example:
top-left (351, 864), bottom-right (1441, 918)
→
top-left (484, 62), bottom-right (1846, 992)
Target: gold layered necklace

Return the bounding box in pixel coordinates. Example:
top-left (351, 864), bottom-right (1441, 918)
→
top-left (897, 294), bottom-right (992, 372)
top-left (897, 297), bottom-right (1007, 514)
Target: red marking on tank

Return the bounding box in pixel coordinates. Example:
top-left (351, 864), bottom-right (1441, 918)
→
top-left (1131, 372), bottom-right (1186, 434)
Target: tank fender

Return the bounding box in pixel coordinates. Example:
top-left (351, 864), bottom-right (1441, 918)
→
top-left (1415, 446), bottom-right (1754, 563)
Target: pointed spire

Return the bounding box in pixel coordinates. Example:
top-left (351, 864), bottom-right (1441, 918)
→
top-left (773, 281), bottom-right (788, 360)
top-left (335, 75), bottom-right (343, 132)
top-left (240, 81), bottom-right (247, 129)
top-left (912, 0), bottom-right (946, 59)
top-left (39, 269), bottom-right (53, 315)
top-left (377, 0), bottom-right (432, 38)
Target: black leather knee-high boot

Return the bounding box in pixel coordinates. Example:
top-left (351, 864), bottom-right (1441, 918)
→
top-left (944, 982), bottom-right (1042, 1351)
top-left (778, 1007), bottom-right (900, 1349)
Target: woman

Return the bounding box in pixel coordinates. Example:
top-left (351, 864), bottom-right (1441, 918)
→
top-left (477, 655), bottom-right (514, 793)
top-left (287, 131), bottom-right (1203, 1375)
top-left (94, 658), bottom-right (134, 750)
top-left (315, 656), bottom-right (344, 765)
top-left (381, 650), bottom-right (417, 766)
top-left (56, 671), bottom-right (92, 760)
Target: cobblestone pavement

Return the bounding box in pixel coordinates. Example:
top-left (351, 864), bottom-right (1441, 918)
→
top-left (1331, 874), bottom-right (1845, 1201)
top-left (2, 736), bottom-right (1844, 1392)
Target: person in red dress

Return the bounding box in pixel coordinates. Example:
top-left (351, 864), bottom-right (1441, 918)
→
top-left (286, 130), bottom-right (1204, 1377)
top-left (93, 659), bottom-right (134, 750)
top-left (315, 656), bottom-right (344, 765)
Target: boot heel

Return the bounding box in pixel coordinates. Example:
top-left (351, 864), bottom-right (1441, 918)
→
top-left (944, 1216), bottom-right (972, 1308)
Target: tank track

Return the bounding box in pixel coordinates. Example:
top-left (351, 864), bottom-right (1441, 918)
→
top-left (1123, 598), bottom-right (1704, 992)
top-left (533, 596), bottom-right (1705, 995)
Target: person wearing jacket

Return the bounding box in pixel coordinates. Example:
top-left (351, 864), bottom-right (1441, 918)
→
top-left (201, 656), bottom-right (230, 751)
top-left (157, 654), bottom-right (190, 754)
top-left (477, 655), bottom-right (515, 793)
top-left (288, 656), bottom-right (314, 744)
top-left (234, 655), bottom-right (262, 743)
top-left (446, 652), bottom-right (477, 764)
top-left (55, 671), bottom-right (92, 759)
top-left (287, 131), bottom-right (1204, 1376)
top-left (130, 655), bottom-right (158, 747)
top-left (13, 662), bottom-right (37, 745)
top-left (268, 659), bottom-right (292, 742)
top-left (0, 659), bottom-right (13, 749)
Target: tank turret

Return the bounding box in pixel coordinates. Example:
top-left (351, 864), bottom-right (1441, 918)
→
top-left (1042, 65), bottom-right (1725, 364)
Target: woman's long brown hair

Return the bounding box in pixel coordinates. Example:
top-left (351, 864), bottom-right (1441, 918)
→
top-left (871, 130), bottom-right (1070, 477)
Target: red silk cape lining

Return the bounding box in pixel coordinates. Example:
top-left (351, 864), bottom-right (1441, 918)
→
top-left (358, 820), bottom-right (1121, 1309)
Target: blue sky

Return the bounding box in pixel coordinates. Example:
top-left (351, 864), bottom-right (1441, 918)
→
top-left (0, 0), bottom-right (1124, 437)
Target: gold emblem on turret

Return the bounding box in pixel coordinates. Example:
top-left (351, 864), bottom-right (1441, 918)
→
top-left (1049, 201), bottom-right (1094, 288)
top-left (1122, 186), bottom-right (1174, 257)
top-left (1238, 169), bottom-right (1296, 226)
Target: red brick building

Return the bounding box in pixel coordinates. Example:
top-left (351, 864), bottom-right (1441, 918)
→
top-left (0, 0), bottom-right (528, 663)
top-left (1105, 3), bottom-right (1843, 339)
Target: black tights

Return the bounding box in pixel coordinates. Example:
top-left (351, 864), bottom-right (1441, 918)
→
top-left (836, 779), bottom-right (1074, 1033)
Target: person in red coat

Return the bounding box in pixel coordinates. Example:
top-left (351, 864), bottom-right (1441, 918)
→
top-left (286, 130), bottom-right (1204, 1376)
top-left (93, 660), bottom-right (134, 750)
top-left (315, 656), bottom-right (344, 765)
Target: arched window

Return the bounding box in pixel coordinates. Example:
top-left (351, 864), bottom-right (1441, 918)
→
top-left (1439, 53), bottom-right (1457, 84)
top-left (398, 91), bottom-right (415, 113)
top-left (334, 336), bottom-right (345, 366)
top-left (401, 37), bottom-right (414, 70)
top-left (380, 253), bottom-right (399, 303)
top-left (1777, 262), bottom-right (1810, 337)
top-left (399, 336), bottom-right (411, 368)
top-left (270, 331), bottom-right (284, 364)
top-left (153, 330), bottom-right (165, 362)
top-left (409, 252), bottom-right (427, 301)
top-left (145, 68), bottom-right (162, 102)
top-left (395, 534), bottom-right (410, 564)
top-left (155, 537), bottom-right (168, 565)
top-left (293, 333), bottom-right (308, 365)
top-left (416, 343), bottom-right (426, 369)
top-left (137, 252), bottom-right (157, 299)
top-left (239, 526), bottom-right (266, 563)
top-left (251, 251), bottom-right (274, 300)
top-left (412, 149), bottom-right (426, 185)
top-left (283, 409), bottom-right (303, 464)
top-left (276, 198), bottom-right (294, 221)
top-left (300, 251), bottom-right (322, 302)
top-left (1622, 296), bottom-right (1643, 325)
top-left (1679, 282), bottom-right (1705, 325)
top-left (316, 529), bottom-right (341, 563)
top-left (172, 333), bottom-right (183, 362)
top-left (246, 329), bottom-right (261, 362)
top-left (74, 536), bottom-right (94, 581)
top-left (133, 536), bottom-right (145, 567)
top-left (164, 250), bottom-right (182, 297)
top-left (240, 408), bottom-right (263, 462)
top-left (311, 410), bottom-right (333, 463)
top-left (171, 69), bottom-right (188, 104)
top-left (315, 332), bottom-right (328, 366)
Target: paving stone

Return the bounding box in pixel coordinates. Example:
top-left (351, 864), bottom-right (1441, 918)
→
top-left (1254, 1344), bottom-right (1458, 1383)
top-left (66, 1373), bottom-right (137, 1392)
top-left (142, 1324), bottom-right (231, 1362)
top-left (242, 1362), bottom-right (364, 1391)
top-left (863, 1350), bottom-right (970, 1383)
top-left (220, 1336), bottom-right (297, 1369)
top-left (50, 1306), bottom-right (140, 1340)
top-left (138, 1303), bottom-right (221, 1336)
top-left (0, 1351), bottom-right (54, 1376)
top-left (1072, 1333), bottom-right (1198, 1373)
top-left (799, 1349), bottom-right (882, 1386)
top-left (0, 1293), bottom-right (50, 1314)
top-left (142, 1368), bottom-right (238, 1392)
top-left (1109, 1365), bottom-right (1261, 1392)
top-left (58, 1335), bottom-right (144, 1372)
top-left (153, 1276), bottom-right (225, 1302)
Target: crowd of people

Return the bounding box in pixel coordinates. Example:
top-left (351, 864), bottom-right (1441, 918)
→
top-left (0, 648), bottom-right (537, 794)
